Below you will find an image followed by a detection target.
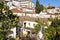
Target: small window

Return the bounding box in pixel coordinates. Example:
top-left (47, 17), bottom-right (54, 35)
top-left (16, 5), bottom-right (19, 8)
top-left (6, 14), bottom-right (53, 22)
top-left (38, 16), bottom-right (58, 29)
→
top-left (33, 24), bottom-right (35, 26)
top-left (29, 23), bottom-right (30, 26)
top-left (24, 23), bottom-right (26, 28)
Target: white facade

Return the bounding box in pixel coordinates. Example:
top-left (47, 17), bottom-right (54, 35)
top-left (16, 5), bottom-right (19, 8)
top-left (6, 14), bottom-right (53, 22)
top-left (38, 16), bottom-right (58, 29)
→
top-left (7, 2), bottom-right (12, 7)
top-left (23, 21), bottom-right (37, 28)
top-left (20, 1), bottom-right (34, 8)
top-left (13, 13), bottom-right (51, 18)
top-left (7, 0), bottom-right (35, 12)
top-left (9, 6), bottom-right (17, 10)
top-left (12, 1), bottom-right (20, 7)
top-left (5, 0), bottom-right (11, 1)
top-left (7, 0), bottom-right (34, 8)
top-left (47, 8), bottom-right (60, 14)
top-left (23, 8), bottom-right (35, 12)
top-left (8, 27), bottom-right (16, 38)
top-left (21, 28), bottom-right (31, 37)
top-left (7, 1), bottom-right (20, 10)
top-left (39, 11), bottom-right (47, 15)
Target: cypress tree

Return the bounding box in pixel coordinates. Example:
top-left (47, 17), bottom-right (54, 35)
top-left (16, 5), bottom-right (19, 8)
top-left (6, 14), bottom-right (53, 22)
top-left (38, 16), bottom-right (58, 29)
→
top-left (35, 0), bottom-right (44, 13)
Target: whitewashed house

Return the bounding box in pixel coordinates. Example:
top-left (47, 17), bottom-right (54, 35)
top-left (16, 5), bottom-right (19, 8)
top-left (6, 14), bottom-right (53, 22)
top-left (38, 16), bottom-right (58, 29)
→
top-left (39, 11), bottom-right (47, 15)
top-left (8, 27), bottom-right (16, 38)
top-left (22, 8), bottom-right (35, 12)
top-left (47, 8), bottom-right (60, 14)
top-left (20, 1), bottom-right (35, 8)
top-left (7, 0), bottom-right (35, 12)
top-left (23, 21), bottom-right (37, 29)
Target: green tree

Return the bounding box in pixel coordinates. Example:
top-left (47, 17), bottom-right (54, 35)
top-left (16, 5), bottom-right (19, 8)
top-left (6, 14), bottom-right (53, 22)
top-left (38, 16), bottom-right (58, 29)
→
top-left (33, 18), bottom-right (57, 40)
top-left (33, 19), bottom-right (47, 34)
top-left (47, 6), bottom-right (55, 9)
top-left (42, 17), bottom-right (60, 40)
top-left (35, 0), bottom-right (44, 13)
top-left (50, 17), bottom-right (60, 40)
top-left (0, 2), bottom-right (18, 40)
top-left (43, 26), bottom-right (56, 40)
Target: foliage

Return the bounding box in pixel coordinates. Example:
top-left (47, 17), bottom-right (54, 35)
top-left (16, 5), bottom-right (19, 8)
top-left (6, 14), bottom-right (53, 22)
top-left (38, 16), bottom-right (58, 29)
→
top-left (0, 30), bottom-right (4, 40)
top-left (33, 19), bottom-right (47, 34)
top-left (0, 2), bottom-right (18, 40)
top-left (34, 17), bottom-right (60, 40)
top-left (0, 2), bottom-right (4, 10)
top-left (50, 17), bottom-right (60, 29)
top-left (34, 22), bottom-right (41, 33)
top-left (43, 26), bottom-right (56, 40)
top-left (55, 13), bottom-right (59, 15)
top-left (43, 17), bottom-right (60, 40)
top-left (48, 17), bottom-right (60, 40)
top-left (34, 20), bottom-right (56, 40)
top-left (35, 0), bottom-right (44, 13)
top-left (47, 6), bottom-right (55, 9)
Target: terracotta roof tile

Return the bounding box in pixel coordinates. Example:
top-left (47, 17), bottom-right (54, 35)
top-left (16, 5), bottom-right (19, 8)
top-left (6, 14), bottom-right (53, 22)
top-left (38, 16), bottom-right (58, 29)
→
top-left (11, 8), bottom-right (23, 13)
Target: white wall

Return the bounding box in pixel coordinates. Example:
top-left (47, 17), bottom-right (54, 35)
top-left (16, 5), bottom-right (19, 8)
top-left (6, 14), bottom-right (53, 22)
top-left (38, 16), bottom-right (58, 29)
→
top-left (23, 21), bottom-right (37, 28)
top-left (7, 2), bottom-right (12, 7)
top-left (8, 27), bottom-right (16, 38)
top-left (47, 9), bottom-right (60, 14)
top-left (20, 1), bottom-right (35, 8)
top-left (12, 1), bottom-right (20, 7)
top-left (13, 13), bottom-right (51, 18)
top-left (23, 8), bottom-right (35, 12)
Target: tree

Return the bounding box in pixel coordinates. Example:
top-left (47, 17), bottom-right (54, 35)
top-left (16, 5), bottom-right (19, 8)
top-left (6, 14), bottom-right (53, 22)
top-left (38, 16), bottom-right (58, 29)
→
top-left (0, 2), bottom-right (18, 40)
top-left (50, 17), bottom-right (60, 40)
top-left (33, 19), bottom-right (47, 34)
top-left (35, 0), bottom-right (44, 13)
top-left (47, 6), bottom-right (55, 9)
top-left (34, 18), bottom-right (57, 40)
top-left (35, 21), bottom-right (56, 40)
top-left (43, 26), bottom-right (56, 40)
top-left (33, 17), bottom-right (60, 40)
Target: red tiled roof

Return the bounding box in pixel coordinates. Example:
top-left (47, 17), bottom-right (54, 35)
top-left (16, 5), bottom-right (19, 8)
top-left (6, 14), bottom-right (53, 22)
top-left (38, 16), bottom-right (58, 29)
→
top-left (11, 8), bottom-right (23, 13)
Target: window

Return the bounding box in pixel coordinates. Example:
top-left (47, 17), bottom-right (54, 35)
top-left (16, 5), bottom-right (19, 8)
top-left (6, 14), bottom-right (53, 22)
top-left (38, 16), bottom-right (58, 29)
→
top-left (29, 23), bottom-right (30, 26)
top-left (33, 24), bottom-right (35, 26)
top-left (24, 23), bottom-right (26, 28)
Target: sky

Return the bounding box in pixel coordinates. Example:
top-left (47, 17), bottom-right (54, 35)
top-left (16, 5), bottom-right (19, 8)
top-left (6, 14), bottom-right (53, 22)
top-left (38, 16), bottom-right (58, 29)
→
top-left (31, 0), bottom-right (60, 7)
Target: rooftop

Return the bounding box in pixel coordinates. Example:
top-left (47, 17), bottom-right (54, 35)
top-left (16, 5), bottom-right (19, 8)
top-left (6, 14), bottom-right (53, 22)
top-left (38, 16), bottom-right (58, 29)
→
top-left (11, 8), bottom-right (23, 13)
